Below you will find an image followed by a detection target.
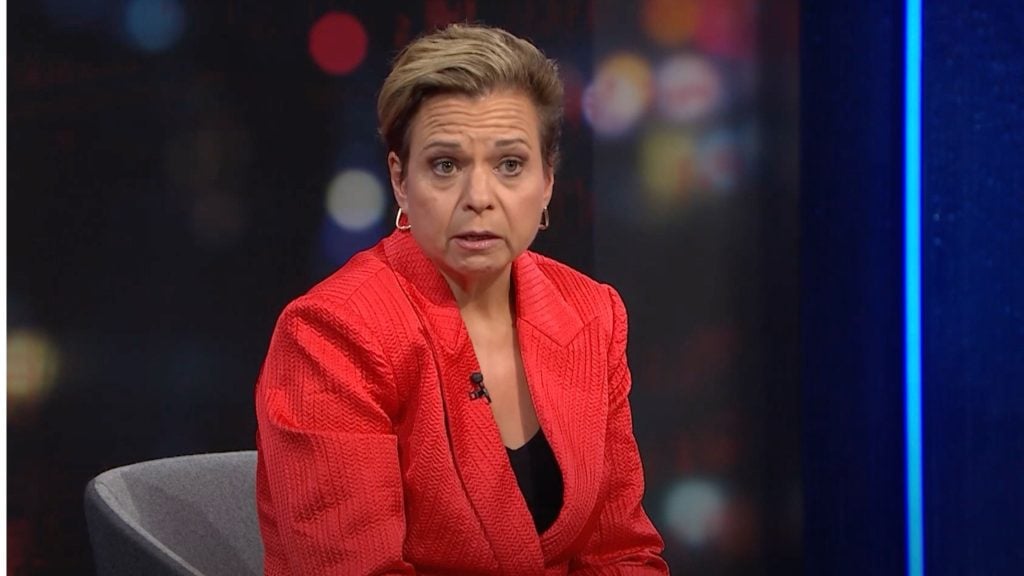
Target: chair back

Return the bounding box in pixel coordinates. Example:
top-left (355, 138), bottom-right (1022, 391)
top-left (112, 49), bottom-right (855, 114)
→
top-left (84, 451), bottom-right (263, 576)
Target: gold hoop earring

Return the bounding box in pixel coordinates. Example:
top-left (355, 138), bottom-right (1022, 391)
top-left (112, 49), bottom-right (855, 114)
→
top-left (395, 208), bottom-right (412, 231)
top-left (539, 207), bottom-right (550, 231)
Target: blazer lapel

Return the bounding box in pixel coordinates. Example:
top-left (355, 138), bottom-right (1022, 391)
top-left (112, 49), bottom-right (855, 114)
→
top-left (513, 254), bottom-right (609, 561)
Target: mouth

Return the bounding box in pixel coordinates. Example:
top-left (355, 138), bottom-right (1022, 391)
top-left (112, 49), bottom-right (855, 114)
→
top-left (452, 231), bottom-right (502, 250)
top-left (454, 231), bottom-right (500, 241)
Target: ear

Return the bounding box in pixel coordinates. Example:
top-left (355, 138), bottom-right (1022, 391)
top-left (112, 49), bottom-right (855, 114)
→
top-left (542, 167), bottom-right (554, 208)
top-left (388, 151), bottom-right (407, 209)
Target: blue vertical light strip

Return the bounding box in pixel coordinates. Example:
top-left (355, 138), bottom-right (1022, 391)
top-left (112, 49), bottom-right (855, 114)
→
top-left (905, 1), bottom-right (924, 576)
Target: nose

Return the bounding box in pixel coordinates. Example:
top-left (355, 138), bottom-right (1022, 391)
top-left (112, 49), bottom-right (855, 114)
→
top-left (461, 163), bottom-right (495, 214)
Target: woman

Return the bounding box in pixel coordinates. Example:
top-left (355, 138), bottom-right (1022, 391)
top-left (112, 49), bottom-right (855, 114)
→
top-left (256, 23), bottom-right (668, 575)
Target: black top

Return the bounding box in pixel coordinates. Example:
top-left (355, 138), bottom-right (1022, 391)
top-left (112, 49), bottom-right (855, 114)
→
top-left (506, 428), bottom-right (564, 533)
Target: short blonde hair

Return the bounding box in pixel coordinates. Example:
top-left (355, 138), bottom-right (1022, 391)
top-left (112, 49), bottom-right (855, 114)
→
top-left (377, 23), bottom-right (564, 174)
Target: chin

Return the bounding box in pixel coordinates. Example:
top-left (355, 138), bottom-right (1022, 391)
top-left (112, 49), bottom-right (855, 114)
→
top-left (447, 257), bottom-right (511, 279)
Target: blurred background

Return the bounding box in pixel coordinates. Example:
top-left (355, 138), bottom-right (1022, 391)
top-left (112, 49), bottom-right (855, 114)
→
top-left (7, 1), bottom-right (800, 574)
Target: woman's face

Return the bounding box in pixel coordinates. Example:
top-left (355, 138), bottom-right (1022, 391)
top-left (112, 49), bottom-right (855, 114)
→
top-left (389, 89), bottom-right (553, 288)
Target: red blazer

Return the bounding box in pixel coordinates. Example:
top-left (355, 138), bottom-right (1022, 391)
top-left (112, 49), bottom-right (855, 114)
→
top-left (256, 231), bottom-right (667, 575)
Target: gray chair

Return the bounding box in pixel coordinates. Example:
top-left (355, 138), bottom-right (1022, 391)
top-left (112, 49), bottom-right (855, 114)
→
top-left (84, 451), bottom-right (264, 576)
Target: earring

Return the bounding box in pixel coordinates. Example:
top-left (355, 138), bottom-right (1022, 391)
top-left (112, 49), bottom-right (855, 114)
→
top-left (395, 208), bottom-right (412, 231)
top-left (539, 207), bottom-right (549, 230)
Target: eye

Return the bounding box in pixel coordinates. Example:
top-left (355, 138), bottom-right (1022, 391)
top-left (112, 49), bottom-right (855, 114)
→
top-left (431, 159), bottom-right (457, 176)
top-left (498, 158), bottom-right (524, 176)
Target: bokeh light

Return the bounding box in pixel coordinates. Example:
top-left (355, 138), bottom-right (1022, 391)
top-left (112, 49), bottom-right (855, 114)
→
top-left (325, 169), bottom-right (387, 232)
top-left (309, 12), bottom-right (369, 76)
top-left (559, 63), bottom-right (586, 127)
top-left (8, 329), bottom-right (61, 413)
top-left (583, 53), bottom-right (653, 138)
top-left (124, 0), bottom-right (186, 53)
top-left (663, 477), bottom-right (728, 548)
top-left (694, 0), bottom-right (757, 60)
top-left (640, 128), bottom-right (697, 212)
top-left (697, 129), bottom-right (743, 194)
top-left (641, 0), bottom-right (698, 47)
top-left (655, 53), bottom-right (724, 125)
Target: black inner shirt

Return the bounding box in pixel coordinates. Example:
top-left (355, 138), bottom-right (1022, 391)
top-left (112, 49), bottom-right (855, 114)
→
top-left (506, 428), bottom-right (564, 533)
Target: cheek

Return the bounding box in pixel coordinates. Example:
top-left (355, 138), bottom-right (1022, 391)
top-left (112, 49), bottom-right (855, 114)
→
top-left (408, 191), bottom-right (453, 235)
top-left (403, 179), bottom-right (430, 213)
top-left (513, 185), bottom-right (547, 219)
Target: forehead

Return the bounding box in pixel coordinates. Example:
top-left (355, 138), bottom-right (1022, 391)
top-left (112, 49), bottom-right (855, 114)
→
top-left (409, 90), bottom-right (541, 147)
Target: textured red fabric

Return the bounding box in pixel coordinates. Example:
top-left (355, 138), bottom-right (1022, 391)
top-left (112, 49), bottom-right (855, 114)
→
top-left (256, 231), bottom-right (668, 575)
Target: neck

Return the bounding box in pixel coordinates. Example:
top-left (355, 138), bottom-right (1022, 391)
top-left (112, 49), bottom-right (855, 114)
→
top-left (442, 266), bottom-right (514, 320)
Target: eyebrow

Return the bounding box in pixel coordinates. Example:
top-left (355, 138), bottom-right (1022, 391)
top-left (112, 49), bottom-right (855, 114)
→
top-left (421, 137), bottom-right (533, 153)
top-left (422, 140), bottom-right (462, 153)
top-left (494, 137), bottom-right (532, 150)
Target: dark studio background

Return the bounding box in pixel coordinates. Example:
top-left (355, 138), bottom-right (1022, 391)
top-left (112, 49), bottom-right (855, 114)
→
top-left (13, 1), bottom-right (1024, 575)
top-left (8, 1), bottom-right (801, 574)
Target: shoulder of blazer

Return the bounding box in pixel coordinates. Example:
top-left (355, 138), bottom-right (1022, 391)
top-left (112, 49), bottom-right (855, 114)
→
top-left (296, 242), bottom-right (425, 357)
top-left (285, 244), bottom-right (416, 356)
top-left (274, 244), bottom-right (419, 421)
top-left (523, 250), bottom-right (620, 333)
top-left (302, 244), bottom-right (390, 307)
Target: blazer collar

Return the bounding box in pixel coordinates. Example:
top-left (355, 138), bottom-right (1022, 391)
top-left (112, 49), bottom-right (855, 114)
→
top-left (381, 231), bottom-right (584, 349)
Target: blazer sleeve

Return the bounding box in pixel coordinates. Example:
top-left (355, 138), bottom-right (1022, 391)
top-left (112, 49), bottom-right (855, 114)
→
top-left (569, 286), bottom-right (670, 575)
top-left (255, 296), bottom-right (415, 576)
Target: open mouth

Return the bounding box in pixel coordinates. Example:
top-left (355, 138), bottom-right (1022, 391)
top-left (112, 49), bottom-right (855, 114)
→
top-left (453, 232), bottom-right (501, 249)
top-left (455, 232), bottom-right (499, 241)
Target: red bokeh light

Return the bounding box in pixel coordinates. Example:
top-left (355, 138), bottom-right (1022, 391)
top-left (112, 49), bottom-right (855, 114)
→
top-left (308, 12), bottom-right (368, 75)
top-left (693, 0), bottom-right (757, 60)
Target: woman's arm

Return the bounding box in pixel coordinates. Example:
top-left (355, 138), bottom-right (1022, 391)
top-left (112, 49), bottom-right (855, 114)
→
top-left (569, 287), bottom-right (669, 575)
top-left (256, 296), bottom-right (415, 576)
